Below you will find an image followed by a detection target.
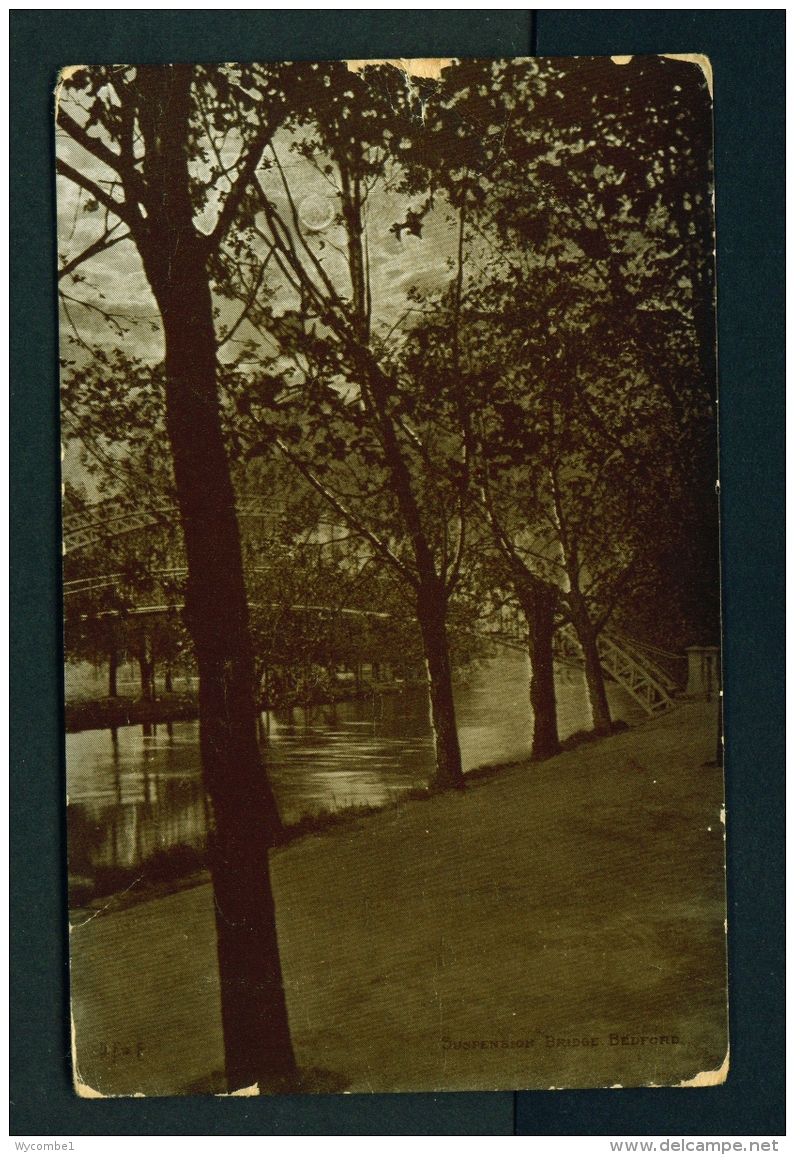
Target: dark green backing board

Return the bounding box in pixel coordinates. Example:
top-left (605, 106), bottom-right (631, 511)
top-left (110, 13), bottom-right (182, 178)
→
top-left (10, 9), bottom-right (783, 1136)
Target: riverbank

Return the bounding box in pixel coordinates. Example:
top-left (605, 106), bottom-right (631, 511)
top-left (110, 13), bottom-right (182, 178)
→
top-left (65, 692), bottom-right (199, 734)
top-left (64, 679), bottom-right (429, 733)
top-left (69, 700), bottom-right (727, 1096)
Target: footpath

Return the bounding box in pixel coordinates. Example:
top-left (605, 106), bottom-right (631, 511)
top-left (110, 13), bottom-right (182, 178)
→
top-left (69, 701), bottom-right (727, 1096)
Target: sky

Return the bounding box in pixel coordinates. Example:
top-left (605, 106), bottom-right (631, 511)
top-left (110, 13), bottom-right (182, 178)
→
top-left (56, 107), bottom-right (461, 368)
top-left (55, 77), bottom-right (466, 497)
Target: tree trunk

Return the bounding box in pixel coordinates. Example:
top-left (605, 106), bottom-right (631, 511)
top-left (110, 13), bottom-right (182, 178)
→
top-left (137, 637), bottom-right (155, 702)
top-left (134, 68), bottom-right (297, 1091)
top-left (355, 349), bottom-right (465, 792)
top-left (575, 616), bottom-right (612, 736)
top-left (164, 666), bottom-right (173, 693)
top-left (333, 176), bottom-right (466, 795)
top-left (516, 579), bottom-right (561, 760)
top-left (155, 270), bottom-right (296, 1091)
top-left (108, 641), bottom-right (118, 699)
top-left (416, 578), bottom-right (465, 791)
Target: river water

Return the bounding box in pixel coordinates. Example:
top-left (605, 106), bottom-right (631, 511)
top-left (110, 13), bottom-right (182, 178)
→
top-left (66, 653), bottom-right (643, 883)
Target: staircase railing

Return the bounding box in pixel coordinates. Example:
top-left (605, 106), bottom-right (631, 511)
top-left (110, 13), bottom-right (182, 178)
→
top-left (554, 623), bottom-right (679, 716)
top-left (596, 632), bottom-right (678, 716)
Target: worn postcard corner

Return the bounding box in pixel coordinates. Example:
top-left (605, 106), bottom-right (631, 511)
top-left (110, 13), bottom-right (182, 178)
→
top-left (71, 1012), bottom-right (105, 1099)
top-left (678, 1047), bottom-right (730, 1088)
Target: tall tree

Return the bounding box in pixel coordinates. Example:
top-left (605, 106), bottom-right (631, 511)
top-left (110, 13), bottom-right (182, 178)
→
top-left (419, 55), bottom-right (718, 736)
top-left (396, 300), bottom-right (567, 759)
top-left (57, 64), bottom-right (298, 1092)
top-left (223, 62), bottom-right (471, 790)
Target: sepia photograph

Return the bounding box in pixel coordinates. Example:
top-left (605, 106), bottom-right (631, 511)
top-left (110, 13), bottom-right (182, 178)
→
top-left (56, 54), bottom-right (726, 1097)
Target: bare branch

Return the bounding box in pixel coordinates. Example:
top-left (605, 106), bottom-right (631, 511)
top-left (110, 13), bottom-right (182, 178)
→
top-left (59, 290), bottom-right (151, 335)
top-left (55, 157), bottom-right (136, 229)
top-left (268, 144), bottom-right (346, 309)
top-left (56, 107), bottom-right (125, 180)
top-left (444, 506), bottom-right (467, 595)
top-left (58, 227), bottom-right (131, 281)
top-left (216, 245), bottom-right (275, 350)
top-left (274, 437), bottom-right (419, 589)
top-left (203, 126), bottom-right (274, 254)
top-left (253, 214), bottom-right (330, 323)
top-left (477, 477), bottom-right (527, 578)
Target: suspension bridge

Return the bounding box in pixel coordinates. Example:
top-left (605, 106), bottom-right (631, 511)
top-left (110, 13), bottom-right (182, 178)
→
top-left (62, 495), bottom-right (306, 556)
top-left (479, 620), bottom-right (680, 717)
top-left (62, 496), bottom-right (684, 716)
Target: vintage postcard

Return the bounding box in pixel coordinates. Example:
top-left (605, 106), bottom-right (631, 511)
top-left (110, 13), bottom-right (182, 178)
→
top-left (57, 55), bottom-right (727, 1096)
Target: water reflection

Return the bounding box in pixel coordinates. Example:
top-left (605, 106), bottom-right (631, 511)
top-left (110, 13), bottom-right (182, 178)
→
top-left (67, 723), bottom-right (207, 879)
top-left (66, 654), bottom-right (642, 885)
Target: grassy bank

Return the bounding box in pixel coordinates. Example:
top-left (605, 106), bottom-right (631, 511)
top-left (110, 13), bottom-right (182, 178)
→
top-left (69, 786), bottom-right (441, 914)
top-left (69, 701), bottom-right (727, 1096)
top-left (69, 718), bottom-right (635, 913)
